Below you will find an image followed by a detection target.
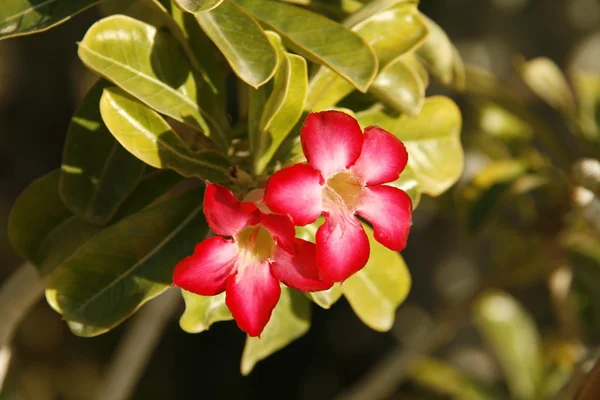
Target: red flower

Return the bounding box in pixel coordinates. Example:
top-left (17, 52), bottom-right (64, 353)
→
top-left (173, 184), bottom-right (331, 337)
top-left (264, 111), bottom-right (412, 283)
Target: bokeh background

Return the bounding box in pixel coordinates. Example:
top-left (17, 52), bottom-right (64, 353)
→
top-left (1, 0), bottom-right (599, 399)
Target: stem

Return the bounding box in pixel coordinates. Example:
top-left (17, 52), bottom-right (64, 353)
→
top-left (94, 289), bottom-right (180, 400)
top-left (0, 263), bottom-right (45, 349)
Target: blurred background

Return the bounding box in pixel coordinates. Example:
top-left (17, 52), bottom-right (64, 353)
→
top-left (1, 0), bottom-right (600, 399)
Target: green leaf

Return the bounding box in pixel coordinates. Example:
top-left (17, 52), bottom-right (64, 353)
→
top-left (573, 71), bottom-right (600, 139)
top-left (240, 287), bottom-right (310, 375)
top-left (194, 0), bottom-right (278, 88)
top-left (60, 80), bottom-right (146, 224)
top-left (308, 285), bottom-right (343, 309)
top-left (477, 101), bottom-right (533, 141)
top-left (473, 290), bottom-right (543, 400)
top-left (254, 32), bottom-right (308, 174)
top-left (369, 55), bottom-right (425, 116)
top-left (387, 165), bottom-right (421, 209)
top-left (100, 87), bottom-right (230, 182)
top-left (342, 224), bottom-right (411, 331)
top-left (7, 171), bottom-right (72, 263)
top-left (78, 15), bottom-right (229, 150)
top-left (179, 290), bottom-right (232, 333)
top-left (518, 57), bottom-right (576, 116)
top-left (46, 188), bottom-right (210, 337)
top-left (356, 96), bottom-right (464, 196)
top-left (416, 15), bottom-right (463, 86)
top-left (175, 0), bottom-right (223, 13)
top-left (233, 0), bottom-right (377, 92)
top-left (306, 3), bottom-right (427, 110)
top-left (0, 0), bottom-right (100, 40)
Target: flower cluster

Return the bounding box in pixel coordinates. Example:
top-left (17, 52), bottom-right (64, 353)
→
top-left (173, 110), bottom-right (412, 337)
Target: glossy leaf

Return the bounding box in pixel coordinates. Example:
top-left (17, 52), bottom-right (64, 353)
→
top-left (233, 0), bottom-right (377, 92)
top-left (240, 288), bottom-right (310, 375)
top-left (179, 290), bottom-right (232, 333)
top-left (60, 80), bottom-right (146, 224)
top-left (306, 3), bottom-right (427, 110)
top-left (255, 32), bottom-right (308, 174)
top-left (342, 224), bottom-right (411, 331)
top-left (280, 0), bottom-right (363, 16)
top-left (100, 87), bottom-right (229, 182)
top-left (369, 55), bottom-right (425, 116)
top-left (0, 0), bottom-right (99, 40)
top-left (416, 15), bottom-right (463, 85)
top-left (473, 290), bottom-right (543, 400)
top-left (518, 57), bottom-right (576, 115)
top-left (46, 188), bottom-right (210, 337)
top-left (78, 15), bottom-right (229, 150)
top-left (357, 96), bottom-right (464, 196)
top-left (195, 0), bottom-right (277, 88)
top-left (175, 0), bottom-right (223, 13)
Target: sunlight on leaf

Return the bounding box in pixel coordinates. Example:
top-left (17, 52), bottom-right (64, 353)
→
top-left (179, 290), bottom-right (232, 333)
top-left (175, 0), bottom-right (223, 13)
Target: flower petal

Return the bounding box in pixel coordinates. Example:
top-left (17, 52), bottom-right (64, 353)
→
top-left (301, 111), bottom-right (363, 179)
top-left (264, 163), bottom-right (324, 226)
top-left (204, 184), bottom-right (260, 237)
top-left (260, 213), bottom-right (296, 255)
top-left (350, 126), bottom-right (408, 185)
top-left (356, 185), bottom-right (412, 251)
top-left (226, 261), bottom-right (281, 337)
top-left (173, 236), bottom-right (238, 296)
top-left (271, 239), bottom-right (333, 292)
top-left (316, 209), bottom-right (370, 283)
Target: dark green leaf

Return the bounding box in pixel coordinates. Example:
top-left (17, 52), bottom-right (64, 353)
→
top-left (100, 87), bottom-right (230, 182)
top-left (233, 0), bottom-right (377, 92)
top-left (60, 80), bottom-right (146, 224)
top-left (0, 0), bottom-right (100, 40)
top-left (240, 288), bottom-right (310, 374)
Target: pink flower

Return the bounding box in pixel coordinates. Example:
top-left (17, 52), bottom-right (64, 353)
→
top-left (264, 111), bottom-right (412, 283)
top-left (173, 184), bottom-right (331, 337)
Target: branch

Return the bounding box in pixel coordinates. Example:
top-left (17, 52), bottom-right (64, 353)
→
top-left (94, 289), bottom-right (181, 400)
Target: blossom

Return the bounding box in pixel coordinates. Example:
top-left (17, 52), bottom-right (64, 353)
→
top-left (173, 184), bottom-right (331, 337)
top-left (264, 111), bottom-right (412, 283)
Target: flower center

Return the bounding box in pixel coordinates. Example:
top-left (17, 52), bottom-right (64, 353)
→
top-left (235, 225), bottom-right (275, 263)
top-left (323, 171), bottom-right (363, 212)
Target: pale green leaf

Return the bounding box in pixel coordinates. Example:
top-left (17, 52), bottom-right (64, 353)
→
top-left (369, 55), bottom-right (425, 116)
top-left (100, 87), bottom-right (229, 182)
top-left (175, 0), bottom-right (223, 13)
top-left (342, 224), bottom-right (411, 331)
top-left (356, 96), bottom-right (464, 196)
top-left (78, 15), bottom-right (229, 150)
top-left (306, 3), bottom-right (427, 110)
top-left (195, 0), bottom-right (278, 88)
top-left (46, 188), bottom-right (210, 337)
top-left (308, 285), bottom-right (343, 309)
top-left (477, 101), bottom-right (533, 141)
top-left (179, 290), bottom-right (232, 333)
top-left (573, 71), bottom-right (600, 139)
top-left (255, 32), bottom-right (308, 174)
top-left (473, 290), bottom-right (543, 400)
top-left (387, 164), bottom-right (421, 209)
top-left (241, 288), bottom-right (310, 375)
top-left (60, 80), bottom-right (146, 224)
top-left (0, 0), bottom-right (99, 40)
top-left (233, 0), bottom-right (377, 92)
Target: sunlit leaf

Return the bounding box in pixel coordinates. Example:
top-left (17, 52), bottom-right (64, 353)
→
top-left (195, 0), bottom-right (278, 88)
top-left (279, 0), bottom-right (363, 16)
top-left (473, 290), bottom-right (543, 400)
top-left (60, 80), bottom-right (146, 224)
top-left (573, 71), bottom-right (600, 140)
top-left (240, 288), bottom-right (310, 374)
top-left (254, 32), bottom-right (308, 174)
top-left (78, 15), bottom-right (229, 150)
top-left (306, 3), bottom-right (427, 110)
top-left (518, 57), bottom-right (576, 116)
top-left (179, 290), bottom-right (232, 333)
top-left (369, 55), bottom-right (425, 116)
top-left (387, 165), bottom-right (421, 209)
top-left (0, 0), bottom-right (99, 40)
top-left (342, 224), bottom-right (411, 331)
top-left (308, 285), bottom-right (343, 309)
top-left (357, 96), bottom-right (464, 196)
top-left (233, 0), bottom-right (377, 92)
top-left (46, 188), bottom-right (209, 337)
top-left (175, 0), bottom-right (223, 13)
top-left (100, 87), bottom-right (230, 182)
top-left (477, 101), bottom-right (533, 141)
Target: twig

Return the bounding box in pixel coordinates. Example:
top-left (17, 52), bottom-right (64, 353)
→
top-left (0, 263), bottom-right (45, 349)
top-left (94, 289), bottom-right (181, 400)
